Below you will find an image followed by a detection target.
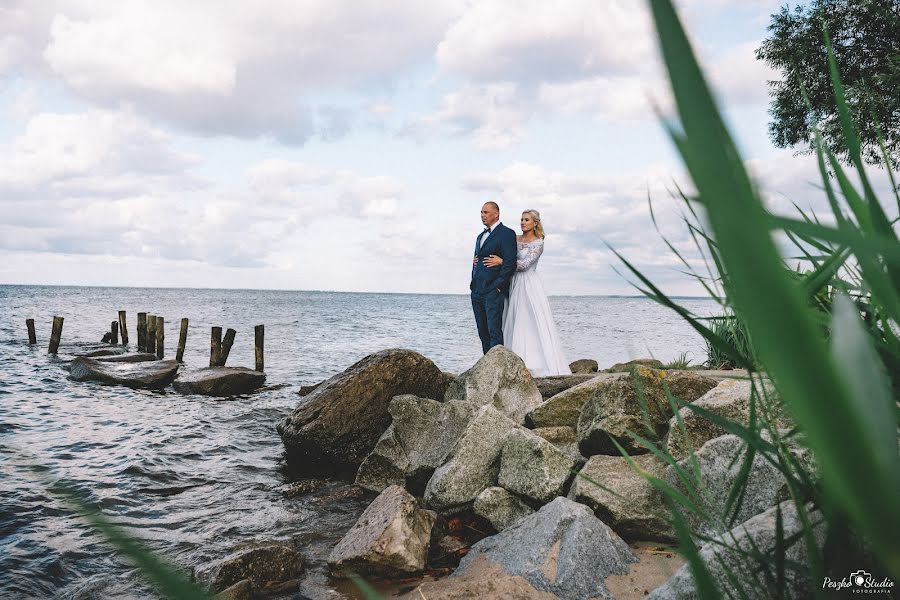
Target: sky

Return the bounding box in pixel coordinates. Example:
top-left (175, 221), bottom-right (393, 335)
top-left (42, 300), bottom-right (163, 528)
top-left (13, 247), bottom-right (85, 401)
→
top-left (0, 0), bottom-right (880, 295)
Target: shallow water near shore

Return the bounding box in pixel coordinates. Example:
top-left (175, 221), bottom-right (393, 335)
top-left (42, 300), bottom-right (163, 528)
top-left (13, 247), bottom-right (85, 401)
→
top-left (0, 285), bottom-right (715, 599)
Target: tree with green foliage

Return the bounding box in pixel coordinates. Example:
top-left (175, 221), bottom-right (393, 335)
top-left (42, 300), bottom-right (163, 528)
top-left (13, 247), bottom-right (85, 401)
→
top-left (756, 0), bottom-right (900, 168)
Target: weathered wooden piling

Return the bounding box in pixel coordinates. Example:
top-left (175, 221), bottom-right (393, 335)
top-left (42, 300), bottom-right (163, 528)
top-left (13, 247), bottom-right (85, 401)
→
top-left (210, 327), bottom-right (222, 367)
top-left (118, 311), bottom-right (128, 345)
top-left (26, 319), bottom-right (37, 344)
top-left (176, 318), bottom-right (188, 363)
top-left (254, 324), bottom-right (264, 372)
top-left (218, 328), bottom-right (236, 366)
top-left (48, 316), bottom-right (64, 354)
top-left (137, 312), bottom-right (147, 351)
top-left (155, 316), bottom-right (164, 359)
top-left (111, 321), bottom-right (119, 345)
top-left (147, 315), bottom-right (157, 355)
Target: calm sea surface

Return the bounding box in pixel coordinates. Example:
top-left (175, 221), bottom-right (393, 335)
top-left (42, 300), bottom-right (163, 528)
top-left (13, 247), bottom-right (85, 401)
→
top-left (0, 285), bottom-right (716, 599)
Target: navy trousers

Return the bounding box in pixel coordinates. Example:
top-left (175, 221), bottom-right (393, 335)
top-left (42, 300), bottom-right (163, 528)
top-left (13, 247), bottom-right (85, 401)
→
top-left (471, 289), bottom-right (505, 354)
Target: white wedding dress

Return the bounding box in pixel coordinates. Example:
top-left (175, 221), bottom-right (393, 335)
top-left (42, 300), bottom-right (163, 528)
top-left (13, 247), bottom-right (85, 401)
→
top-left (502, 239), bottom-right (570, 376)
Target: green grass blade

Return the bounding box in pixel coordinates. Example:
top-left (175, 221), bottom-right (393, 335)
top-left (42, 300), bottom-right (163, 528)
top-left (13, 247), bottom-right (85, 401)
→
top-left (647, 0), bottom-right (900, 574)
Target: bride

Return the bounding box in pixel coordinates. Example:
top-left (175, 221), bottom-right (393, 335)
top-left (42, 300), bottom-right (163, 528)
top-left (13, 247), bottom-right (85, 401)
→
top-left (483, 210), bottom-right (570, 376)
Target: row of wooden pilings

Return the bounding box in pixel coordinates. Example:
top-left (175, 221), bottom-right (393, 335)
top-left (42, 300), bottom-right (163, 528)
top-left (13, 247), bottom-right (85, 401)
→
top-left (26, 312), bottom-right (265, 372)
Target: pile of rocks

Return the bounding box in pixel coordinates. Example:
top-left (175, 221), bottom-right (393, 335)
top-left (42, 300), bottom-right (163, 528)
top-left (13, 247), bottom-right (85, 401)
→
top-left (273, 346), bottom-right (813, 599)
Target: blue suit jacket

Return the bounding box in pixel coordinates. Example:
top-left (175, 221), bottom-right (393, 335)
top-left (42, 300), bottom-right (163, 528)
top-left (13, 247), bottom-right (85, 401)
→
top-left (470, 223), bottom-right (517, 298)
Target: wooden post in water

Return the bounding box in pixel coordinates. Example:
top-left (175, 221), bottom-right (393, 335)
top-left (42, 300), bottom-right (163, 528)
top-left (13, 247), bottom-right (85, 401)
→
top-left (254, 324), bottom-right (264, 372)
top-left (210, 327), bottom-right (222, 367)
top-left (155, 316), bottom-right (164, 359)
top-left (48, 316), bottom-right (64, 354)
top-left (111, 321), bottom-right (119, 345)
top-left (26, 319), bottom-right (37, 344)
top-left (176, 318), bottom-right (188, 363)
top-left (137, 312), bottom-right (147, 352)
top-left (218, 328), bottom-right (236, 366)
top-left (118, 311), bottom-right (128, 345)
top-left (147, 315), bottom-right (157, 355)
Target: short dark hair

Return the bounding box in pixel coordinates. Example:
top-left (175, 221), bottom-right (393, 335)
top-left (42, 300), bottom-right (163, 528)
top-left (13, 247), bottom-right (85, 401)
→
top-left (484, 201), bottom-right (499, 212)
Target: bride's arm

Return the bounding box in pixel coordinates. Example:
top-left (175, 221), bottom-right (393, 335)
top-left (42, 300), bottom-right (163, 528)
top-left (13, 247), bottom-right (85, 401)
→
top-left (516, 240), bottom-right (543, 270)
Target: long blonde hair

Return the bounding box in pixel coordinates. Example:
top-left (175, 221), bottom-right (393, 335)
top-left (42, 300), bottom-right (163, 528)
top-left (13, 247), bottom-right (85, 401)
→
top-left (523, 209), bottom-right (545, 239)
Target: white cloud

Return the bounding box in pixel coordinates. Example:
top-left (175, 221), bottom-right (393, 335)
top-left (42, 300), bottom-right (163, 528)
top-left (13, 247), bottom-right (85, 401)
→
top-left (437, 0), bottom-right (654, 84)
top-left (33, 0), bottom-right (466, 143)
top-left (0, 109), bottom-right (199, 196)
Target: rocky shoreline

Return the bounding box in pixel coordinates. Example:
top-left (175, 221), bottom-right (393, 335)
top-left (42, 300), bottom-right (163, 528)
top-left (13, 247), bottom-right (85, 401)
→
top-left (195, 346), bottom-right (817, 599)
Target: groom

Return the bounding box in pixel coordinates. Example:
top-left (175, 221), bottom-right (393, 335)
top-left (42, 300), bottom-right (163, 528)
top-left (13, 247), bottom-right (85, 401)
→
top-left (470, 201), bottom-right (517, 354)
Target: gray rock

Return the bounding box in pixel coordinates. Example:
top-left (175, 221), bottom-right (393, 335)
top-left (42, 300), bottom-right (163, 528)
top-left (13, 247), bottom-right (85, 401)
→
top-left (533, 426), bottom-right (577, 445)
top-left (534, 374), bottom-right (599, 400)
top-left (527, 373), bottom-right (625, 428)
top-left (533, 426), bottom-right (584, 463)
top-left (499, 429), bottom-right (577, 504)
top-left (568, 454), bottom-right (673, 542)
top-left (277, 349), bottom-right (450, 467)
top-left (203, 543), bottom-right (304, 593)
top-left (665, 379), bottom-right (786, 460)
top-left (473, 487), bottom-right (536, 532)
top-left (94, 352), bottom-right (159, 363)
top-left (69, 357), bottom-right (179, 389)
top-left (328, 485), bottom-right (436, 577)
top-left (666, 434), bottom-right (788, 539)
top-left (648, 500), bottom-right (825, 600)
top-left (424, 405), bottom-right (518, 513)
top-left (569, 359), bottom-right (598, 374)
top-left (214, 578), bottom-right (252, 600)
top-left (577, 368), bottom-right (718, 456)
top-left (173, 367), bottom-right (266, 397)
top-left (400, 554), bottom-right (560, 599)
top-left (356, 395), bottom-right (475, 494)
top-left (456, 496), bottom-right (637, 600)
top-left (604, 358), bottom-right (664, 372)
top-left (444, 345), bottom-right (542, 424)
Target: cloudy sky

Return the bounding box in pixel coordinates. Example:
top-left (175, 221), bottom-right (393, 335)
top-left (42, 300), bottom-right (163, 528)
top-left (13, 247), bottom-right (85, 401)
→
top-left (0, 0), bottom-right (869, 294)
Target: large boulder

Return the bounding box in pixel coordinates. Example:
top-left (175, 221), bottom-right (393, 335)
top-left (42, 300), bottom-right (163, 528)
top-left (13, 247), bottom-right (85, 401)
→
top-left (444, 346), bottom-right (542, 424)
top-left (648, 500), bottom-right (825, 600)
top-left (327, 485), bottom-right (437, 578)
top-left (69, 357), bottom-right (179, 389)
top-left (665, 378), bottom-right (784, 460)
top-left (568, 359), bottom-right (598, 374)
top-left (456, 497), bottom-right (637, 600)
top-left (498, 429), bottom-right (577, 504)
top-left (473, 487), bottom-right (536, 532)
top-left (534, 374), bottom-right (599, 400)
top-left (424, 405), bottom-right (518, 513)
top-left (173, 367), bottom-right (266, 397)
top-left (527, 374), bottom-right (625, 428)
top-left (356, 395), bottom-right (475, 494)
top-left (568, 454), bottom-right (673, 542)
top-left (577, 368), bottom-right (718, 456)
top-left (276, 349), bottom-right (449, 467)
top-left (666, 434), bottom-right (788, 539)
top-left (202, 543), bottom-right (305, 594)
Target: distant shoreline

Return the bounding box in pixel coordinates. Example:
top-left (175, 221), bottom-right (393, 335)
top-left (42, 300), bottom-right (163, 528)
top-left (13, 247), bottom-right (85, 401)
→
top-left (0, 283), bottom-right (711, 300)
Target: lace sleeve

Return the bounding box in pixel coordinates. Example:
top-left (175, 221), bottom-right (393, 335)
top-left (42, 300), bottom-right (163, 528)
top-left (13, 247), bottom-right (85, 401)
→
top-left (517, 240), bottom-right (544, 271)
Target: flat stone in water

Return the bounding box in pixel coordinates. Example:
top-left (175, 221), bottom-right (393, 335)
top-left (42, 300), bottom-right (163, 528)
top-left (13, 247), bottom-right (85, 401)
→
top-left (94, 352), bottom-right (159, 363)
top-left (69, 357), bottom-right (179, 389)
top-left (173, 367), bottom-right (266, 397)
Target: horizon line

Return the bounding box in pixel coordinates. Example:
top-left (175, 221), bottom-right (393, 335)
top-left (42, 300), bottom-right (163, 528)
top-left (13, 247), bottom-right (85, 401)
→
top-left (0, 282), bottom-right (712, 300)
